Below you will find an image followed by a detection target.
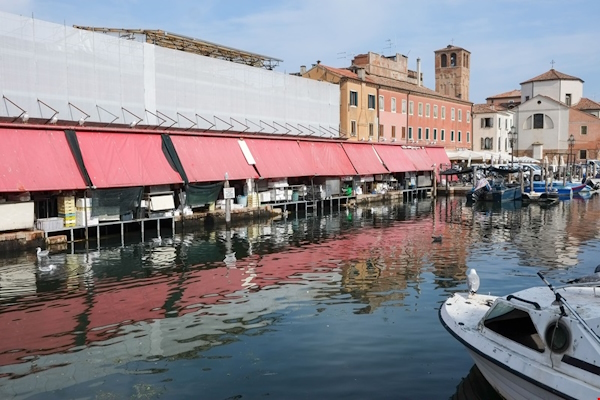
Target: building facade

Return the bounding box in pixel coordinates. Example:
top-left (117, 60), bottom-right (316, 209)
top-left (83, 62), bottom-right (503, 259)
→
top-left (513, 69), bottom-right (600, 162)
top-left (471, 104), bottom-right (515, 161)
top-left (434, 45), bottom-right (471, 101)
top-left (303, 49), bottom-right (473, 150)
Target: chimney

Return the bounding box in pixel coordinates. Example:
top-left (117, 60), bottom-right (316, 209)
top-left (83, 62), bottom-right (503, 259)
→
top-left (300, 65), bottom-right (306, 75)
top-left (357, 68), bottom-right (366, 80)
top-left (417, 58), bottom-right (421, 87)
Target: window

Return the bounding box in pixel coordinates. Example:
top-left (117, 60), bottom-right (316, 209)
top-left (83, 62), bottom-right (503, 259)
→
top-left (368, 95), bottom-right (376, 110)
top-left (350, 91), bottom-right (358, 107)
top-left (418, 127), bottom-right (422, 140)
top-left (581, 126), bottom-right (588, 135)
top-left (466, 132), bottom-right (470, 143)
top-left (498, 137), bottom-right (501, 151)
top-left (409, 101), bottom-right (414, 115)
top-left (379, 124), bottom-right (384, 138)
top-left (505, 138), bottom-right (508, 151)
top-left (483, 302), bottom-right (544, 353)
top-left (408, 127), bottom-right (413, 139)
top-left (418, 102), bottom-right (423, 116)
top-left (450, 53), bottom-right (456, 67)
top-left (533, 113), bottom-right (544, 129)
top-left (351, 120), bottom-right (357, 136)
top-left (498, 117), bottom-right (501, 127)
top-left (391, 126), bottom-right (396, 138)
top-left (425, 128), bottom-right (430, 140)
top-left (441, 54), bottom-right (447, 67)
top-left (481, 117), bottom-right (493, 128)
top-left (434, 105), bottom-right (438, 118)
top-left (391, 98), bottom-right (397, 113)
top-left (526, 96), bottom-right (530, 101)
top-left (441, 106), bottom-right (446, 119)
top-left (467, 111), bottom-right (470, 122)
top-left (379, 95), bottom-right (384, 111)
top-left (483, 137), bottom-right (493, 150)
top-left (401, 126), bottom-right (406, 139)
top-left (451, 130), bottom-right (455, 141)
top-left (451, 108), bottom-right (455, 121)
top-left (458, 109), bottom-right (462, 121)
top-left (458, 131), bottom-right (462, 142)
top-left (433, 129), bottom-right (437, 141)
top-left (505, 119), bottom-right (508, 130)
top-left (441, 129), bottom-right (445, 141)
top-left (580, 149), bottom-right (587, 159)
top-left (369, 123), bottom-right (374, 137)
top-left (566, 94), bottom-right (572, 106)
top-left (402, 99), bottom-right (407, 114)
top-left (426, 104), bottom-right (430, 117)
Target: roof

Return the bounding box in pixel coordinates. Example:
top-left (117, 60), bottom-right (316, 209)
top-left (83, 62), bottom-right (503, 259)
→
top-left (319, 65), bottom-right (375, 82)
top-left (573, 97), bottom-right (600, 111)
top-left (73, 27), bottom-right (282, 70)
top-left (367, 74), bottom-right (472, 105)
top-left (486, 89), bottom-right (521, 100)
top-left (520, 69), bottom-right (583, 85)
top-left (434, 44), bottom-right (470, 54)
top-left (472, 104), bottom-right (511, 114)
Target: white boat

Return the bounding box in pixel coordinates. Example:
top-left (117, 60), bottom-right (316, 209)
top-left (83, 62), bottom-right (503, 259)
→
top-left (440, 271), bottom-right (600, 400)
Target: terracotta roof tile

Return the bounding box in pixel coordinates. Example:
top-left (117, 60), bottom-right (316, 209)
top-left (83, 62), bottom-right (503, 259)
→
top-left (520, 69), bottom-right (583, 85)
top-left (486, 89), bottom-right (521, 100)
top-left (320, 65), bottom-right (375, 82)
top-left (472, 104), bottom-right (509, 114)
top-left (573, 97), bottom-right (600, 111)
top-left (367, 74), bottom-right (472, 104)
top-left (434, 44), bottom-right (470, 53)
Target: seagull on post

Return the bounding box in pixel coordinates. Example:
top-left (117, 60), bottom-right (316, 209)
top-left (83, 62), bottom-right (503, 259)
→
top-left (36, 247), bottom-right (49, 258)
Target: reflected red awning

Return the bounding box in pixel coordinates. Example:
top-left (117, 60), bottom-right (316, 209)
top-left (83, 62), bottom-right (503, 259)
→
top-left (425, 147), bottom-right (451, 171)
top-left (297, 142), bottom-right (356, 176)
top-left (171, 136), bottom-right (258, 182)
top-left (341, 143), bottom-right (388, 175)
top-left (402, 147), bottom-right (434, 171)
top-left (77, 131), bottom-right (182, 188)
top-left (373, 144), bottom-right (415, 173)
top-left (244, 138), bottom-right (314, 179)
top-left (0, 128), bottom-right (87, 192)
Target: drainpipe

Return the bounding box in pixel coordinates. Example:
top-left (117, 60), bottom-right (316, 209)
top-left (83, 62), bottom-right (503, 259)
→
top-left (406, 91), bottom-right (411, 144)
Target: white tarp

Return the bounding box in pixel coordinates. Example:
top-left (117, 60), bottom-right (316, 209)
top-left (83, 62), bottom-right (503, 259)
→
top-left (0, 11), bottom-right (340, 137)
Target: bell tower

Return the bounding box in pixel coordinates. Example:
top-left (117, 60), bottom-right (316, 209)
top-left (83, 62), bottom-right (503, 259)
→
top-left (434, 45), bottom-right (470, 101)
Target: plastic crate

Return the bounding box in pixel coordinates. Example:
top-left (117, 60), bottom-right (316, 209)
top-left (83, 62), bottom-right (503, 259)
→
top-left (36, 217), bottom-right (64, 231)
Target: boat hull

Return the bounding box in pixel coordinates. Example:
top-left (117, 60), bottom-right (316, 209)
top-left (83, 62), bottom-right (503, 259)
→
top-left (439, 292), bottom-right (600, 400)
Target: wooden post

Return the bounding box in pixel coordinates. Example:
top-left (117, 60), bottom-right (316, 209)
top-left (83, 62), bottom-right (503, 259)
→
top-left (224, 172), bottom-right (231, 227)
top-left (432, 164), bottom-right (437, 198)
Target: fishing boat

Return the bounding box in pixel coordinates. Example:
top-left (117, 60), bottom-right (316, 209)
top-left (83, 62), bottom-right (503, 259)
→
top-left (524, 182), bottom-right (587, 196)
top-left (467, 177), bottom-right (521, 203)
top-left (439, 271), bottom-right (600, 400)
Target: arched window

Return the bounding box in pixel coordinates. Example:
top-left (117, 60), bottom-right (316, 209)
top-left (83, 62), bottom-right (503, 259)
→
top-left (450, 53), bottom-right (457, 67)
top-left (441, 54), bottom-right (447, 67)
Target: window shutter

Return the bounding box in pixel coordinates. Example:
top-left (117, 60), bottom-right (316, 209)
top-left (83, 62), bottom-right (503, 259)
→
top-left (480, 138), bottom-right (484, 149)
top-left (490, 118), bottom-right (494, 127)
top-left (480, 118), bottom-right (484, 128)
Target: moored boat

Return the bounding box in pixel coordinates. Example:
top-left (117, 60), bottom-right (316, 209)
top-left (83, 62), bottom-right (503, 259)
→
top-left (440, 271), bottom-right (600, 400)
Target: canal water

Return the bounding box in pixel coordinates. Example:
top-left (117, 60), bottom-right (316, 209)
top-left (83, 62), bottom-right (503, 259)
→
top-left (1, 195), bottom-right (599, 399)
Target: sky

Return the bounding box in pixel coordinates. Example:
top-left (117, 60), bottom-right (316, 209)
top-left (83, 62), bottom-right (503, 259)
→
top-left (2, 0), bottom-right (600, 104)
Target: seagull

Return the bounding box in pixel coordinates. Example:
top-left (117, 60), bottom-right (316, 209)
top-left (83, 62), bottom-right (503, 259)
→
top-left (38, 263), bottom-right (57, 273)
top-left (567, 265), bottom-right (600, 284)
top-left (36, 247), bottom-right (50, 258)
top-left (432, 235), bottom-right (442, 243)
top-left (467, 268), bottom-right (480, 295)
top-left (151, 236), bottom-right (162, 245)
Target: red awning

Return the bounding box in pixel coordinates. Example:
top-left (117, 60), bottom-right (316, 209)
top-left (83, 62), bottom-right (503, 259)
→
top-left (76, 131), bottom-right (182, 188)
top-left (243, 138), bottom-right (314, 179)
top-left (373, 144), bottom-right (415, 173)
top-left (341, 143), bottom-right (389, 175)
top-left (402, 147), bottom-right (434, 171)
top-left (171, 136), bottom-right (258, 182)
top-left (0, 128), bottom-right (87, 192)
top-left (297, 141), bottom-right (356, 176)
top-left (425, 147), bottom-right (452, 170)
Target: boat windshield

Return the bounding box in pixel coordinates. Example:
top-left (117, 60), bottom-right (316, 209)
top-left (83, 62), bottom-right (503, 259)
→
top-left (483, 301), bottom-right (545, 353)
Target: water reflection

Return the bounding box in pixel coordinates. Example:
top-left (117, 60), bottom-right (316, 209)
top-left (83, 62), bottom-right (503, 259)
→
top-left (1, 196), bottom-right (600, 398)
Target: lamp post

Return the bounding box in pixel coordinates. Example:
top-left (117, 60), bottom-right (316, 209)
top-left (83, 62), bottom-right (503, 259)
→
top-left (568, 134), bottom-right (575, 181)
top-left (508, 126), bottom-right (518, 168)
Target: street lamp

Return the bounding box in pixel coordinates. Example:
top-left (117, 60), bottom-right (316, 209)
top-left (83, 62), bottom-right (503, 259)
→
top-left (508, 126), bottom-right (518, 167)
top-left (568, 134), bottom-right (575, 181)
